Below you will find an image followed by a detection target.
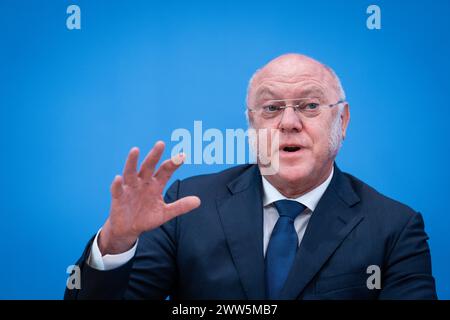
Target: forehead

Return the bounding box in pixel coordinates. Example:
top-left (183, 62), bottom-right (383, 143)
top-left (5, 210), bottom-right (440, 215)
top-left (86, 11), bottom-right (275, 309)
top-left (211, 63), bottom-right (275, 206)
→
top-left (250, 60), bottom-right (337, 102)
top-left (254, 80), bottom-right (328, 100)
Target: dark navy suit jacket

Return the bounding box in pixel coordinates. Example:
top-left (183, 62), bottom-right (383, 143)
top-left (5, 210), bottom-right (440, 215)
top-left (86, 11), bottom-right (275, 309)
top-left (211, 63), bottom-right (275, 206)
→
top-left (65, 164), bottom-right (437, 299)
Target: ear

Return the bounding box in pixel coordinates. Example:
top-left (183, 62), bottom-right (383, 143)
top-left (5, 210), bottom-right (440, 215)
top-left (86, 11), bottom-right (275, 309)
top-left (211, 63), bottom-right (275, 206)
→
top-left (341, 103), bottom-right (350, 140)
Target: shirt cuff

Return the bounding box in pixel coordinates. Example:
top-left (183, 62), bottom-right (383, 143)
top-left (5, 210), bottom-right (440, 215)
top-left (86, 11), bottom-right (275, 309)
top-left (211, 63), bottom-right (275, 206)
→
top-left (87, 228), bottom-right (138, 271)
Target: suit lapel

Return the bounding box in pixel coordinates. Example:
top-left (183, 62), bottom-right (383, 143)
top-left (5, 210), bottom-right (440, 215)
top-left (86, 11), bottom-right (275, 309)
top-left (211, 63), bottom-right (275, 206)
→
top-left (215, 164), bottom-right (364, 300)
top-left (216, 165), bottom-right (266, 299)
top-left (280, 165), bottom-right (364, 299)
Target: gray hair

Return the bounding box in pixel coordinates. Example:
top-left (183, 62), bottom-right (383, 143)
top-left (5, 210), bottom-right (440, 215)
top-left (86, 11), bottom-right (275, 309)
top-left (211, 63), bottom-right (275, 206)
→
top-left (323, 65), bottom-right (346, 102)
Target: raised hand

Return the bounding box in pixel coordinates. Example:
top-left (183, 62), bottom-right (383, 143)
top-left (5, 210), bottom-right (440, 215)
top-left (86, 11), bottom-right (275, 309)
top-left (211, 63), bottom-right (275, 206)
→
top-left (98, 141), bottom-right (200, 255)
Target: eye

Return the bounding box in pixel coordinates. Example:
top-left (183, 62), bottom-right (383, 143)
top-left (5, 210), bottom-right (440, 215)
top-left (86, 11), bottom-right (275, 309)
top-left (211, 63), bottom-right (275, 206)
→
top-left (263, 105), bottom-right (281, 113)
top-left (305, 103), bottom-right (319, 110)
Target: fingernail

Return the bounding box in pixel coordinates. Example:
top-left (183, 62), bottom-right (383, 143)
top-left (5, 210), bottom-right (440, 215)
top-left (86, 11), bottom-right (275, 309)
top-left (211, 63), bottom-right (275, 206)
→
top-left (172, 153), bottom-right (184, 165)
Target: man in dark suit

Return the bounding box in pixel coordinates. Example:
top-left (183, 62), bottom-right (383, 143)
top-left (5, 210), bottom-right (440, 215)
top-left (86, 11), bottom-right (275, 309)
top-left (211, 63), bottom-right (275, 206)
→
top-left (65, 54), bottom-right (436, 300)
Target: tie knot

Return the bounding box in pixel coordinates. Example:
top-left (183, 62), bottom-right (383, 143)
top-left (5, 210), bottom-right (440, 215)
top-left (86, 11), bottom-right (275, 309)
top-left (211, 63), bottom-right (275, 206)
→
top-left (273, 200), bottom-right (306, 220)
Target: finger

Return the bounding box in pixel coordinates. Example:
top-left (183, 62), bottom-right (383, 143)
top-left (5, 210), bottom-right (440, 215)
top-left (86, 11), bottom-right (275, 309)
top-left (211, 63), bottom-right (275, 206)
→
top-left (123, 147), bottom-right (139, 186)
top-left (165, 196), bottom-right (201, 221)
top-left (138, 141), bottom-right (165, 181)
top-left (110, 175), bottom-right (124, 199)
top-left (153, 153), bottom-right (185, 187)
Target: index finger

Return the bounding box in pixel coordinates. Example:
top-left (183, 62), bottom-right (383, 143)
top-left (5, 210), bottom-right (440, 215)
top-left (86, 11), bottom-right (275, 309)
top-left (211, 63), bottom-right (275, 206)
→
top-left (153, 153), bottom-right (185, 187)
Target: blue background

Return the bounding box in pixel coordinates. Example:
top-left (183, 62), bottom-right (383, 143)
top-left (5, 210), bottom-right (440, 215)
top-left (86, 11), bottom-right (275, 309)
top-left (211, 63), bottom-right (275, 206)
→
top-left (1, 0), bottom-right (449, 299)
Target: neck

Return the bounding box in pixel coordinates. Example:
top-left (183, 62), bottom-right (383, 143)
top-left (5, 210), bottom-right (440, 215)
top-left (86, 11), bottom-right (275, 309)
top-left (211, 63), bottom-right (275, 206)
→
top-left (263, 164), bottom-right (333, 198)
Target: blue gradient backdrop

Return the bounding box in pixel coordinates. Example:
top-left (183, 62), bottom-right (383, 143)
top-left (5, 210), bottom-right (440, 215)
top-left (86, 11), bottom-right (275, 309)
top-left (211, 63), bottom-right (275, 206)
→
top-left (1, 0), bottom-right (449, 299)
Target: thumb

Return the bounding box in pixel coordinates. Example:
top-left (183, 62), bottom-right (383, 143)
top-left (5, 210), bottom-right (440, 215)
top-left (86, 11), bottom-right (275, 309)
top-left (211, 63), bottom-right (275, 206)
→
top-left (165, 196), bottom-right (201, 220)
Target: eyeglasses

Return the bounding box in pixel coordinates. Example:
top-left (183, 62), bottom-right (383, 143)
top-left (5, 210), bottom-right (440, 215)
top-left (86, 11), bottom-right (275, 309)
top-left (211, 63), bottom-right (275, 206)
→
top-left (247, 98), bottom-right (346, 120)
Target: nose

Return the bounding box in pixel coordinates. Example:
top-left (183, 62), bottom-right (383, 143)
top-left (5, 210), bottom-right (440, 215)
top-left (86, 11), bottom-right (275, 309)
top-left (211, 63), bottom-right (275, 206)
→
top-left (278, 106), bottom-right (303, 133)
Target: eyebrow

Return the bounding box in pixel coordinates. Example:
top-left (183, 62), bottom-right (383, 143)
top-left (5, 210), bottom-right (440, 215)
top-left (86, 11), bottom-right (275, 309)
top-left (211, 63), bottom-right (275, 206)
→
top-left (254, 85), bottom-right (326, 101)
top-left (254, 86), bottom-right (276, 100)
top-left (298, 86), bottom-right (326, 98)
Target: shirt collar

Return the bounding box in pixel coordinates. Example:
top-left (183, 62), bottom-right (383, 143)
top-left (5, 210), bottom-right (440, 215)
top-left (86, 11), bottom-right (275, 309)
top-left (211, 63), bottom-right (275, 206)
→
top-left (261, 167), bottom-right (334, 212)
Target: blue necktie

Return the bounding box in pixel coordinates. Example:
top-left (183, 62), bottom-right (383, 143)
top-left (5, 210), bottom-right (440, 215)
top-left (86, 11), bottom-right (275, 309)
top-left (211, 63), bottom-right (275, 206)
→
top-left (265, 200), bottom-right (306, 299)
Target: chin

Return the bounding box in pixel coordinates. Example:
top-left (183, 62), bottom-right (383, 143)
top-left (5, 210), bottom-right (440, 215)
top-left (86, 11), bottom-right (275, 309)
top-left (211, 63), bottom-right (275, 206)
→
top-left (275, 160), bottom-right (314, 185)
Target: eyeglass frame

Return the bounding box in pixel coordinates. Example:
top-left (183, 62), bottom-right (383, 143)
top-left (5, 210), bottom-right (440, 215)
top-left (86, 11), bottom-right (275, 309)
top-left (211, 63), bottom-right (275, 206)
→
top-left (247, 97), bottom-right (346, 120)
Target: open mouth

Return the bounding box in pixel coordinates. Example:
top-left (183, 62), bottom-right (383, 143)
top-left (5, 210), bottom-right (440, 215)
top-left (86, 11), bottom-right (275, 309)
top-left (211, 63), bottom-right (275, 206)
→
top-left (282, 146), bottom-right (301, 152)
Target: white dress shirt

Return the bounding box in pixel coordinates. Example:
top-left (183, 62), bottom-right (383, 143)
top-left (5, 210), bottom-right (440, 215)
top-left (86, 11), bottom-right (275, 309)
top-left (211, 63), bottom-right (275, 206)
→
top-left (88, 168), bottom-right (334, 270)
